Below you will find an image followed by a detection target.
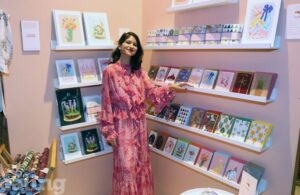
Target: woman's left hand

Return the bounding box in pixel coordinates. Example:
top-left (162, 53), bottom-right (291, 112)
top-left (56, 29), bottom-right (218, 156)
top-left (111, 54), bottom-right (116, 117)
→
top-left (169, 82), bottom-right (191, 93)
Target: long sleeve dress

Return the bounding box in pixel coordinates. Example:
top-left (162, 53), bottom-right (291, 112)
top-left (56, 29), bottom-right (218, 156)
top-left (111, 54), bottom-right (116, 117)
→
top-left (100, 61), bottom-right (175, 195)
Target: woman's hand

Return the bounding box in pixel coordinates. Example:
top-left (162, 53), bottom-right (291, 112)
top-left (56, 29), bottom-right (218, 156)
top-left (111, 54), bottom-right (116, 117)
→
top-left (169, 82), bottom-right (191, 93)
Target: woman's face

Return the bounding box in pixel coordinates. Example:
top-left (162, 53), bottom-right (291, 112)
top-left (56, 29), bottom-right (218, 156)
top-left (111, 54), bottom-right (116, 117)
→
top-left (119, 35), bottom-right (138, 57)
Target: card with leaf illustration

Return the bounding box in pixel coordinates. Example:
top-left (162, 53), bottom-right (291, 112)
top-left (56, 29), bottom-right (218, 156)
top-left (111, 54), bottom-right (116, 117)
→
top-left (214, 114), bottom-right (236, 138)
top-left (245, 120), bottom-right (273, 149)
top-left (229, 117), bottom-right (252, 143)
top-left (249, 72), bottom-right (278, 99)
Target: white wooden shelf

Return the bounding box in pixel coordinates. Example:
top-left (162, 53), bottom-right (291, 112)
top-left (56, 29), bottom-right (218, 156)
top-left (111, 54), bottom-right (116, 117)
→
top-left (146, 114), bottom-right (271, 153)
top-left (54, 78), bottom-right (102, 89)
top-left (153, 81), bottom-right (276, 104)
top-left (167, 0), bottom-right (238, 12)
top-left (150, 147), bottom-right (267, 194)
top-left (62, 148), bottom-right (113, 164)
top-left (51, 40), bottom-right (115, 51)
top-left (57, 120), bottom-right (99, 131)
top-left (144, 42), bottom-right (279, 50)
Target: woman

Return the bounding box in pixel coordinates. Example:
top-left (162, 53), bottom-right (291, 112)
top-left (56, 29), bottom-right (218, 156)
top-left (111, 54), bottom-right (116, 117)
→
top-left (100, 32), bottom-right (187, 195)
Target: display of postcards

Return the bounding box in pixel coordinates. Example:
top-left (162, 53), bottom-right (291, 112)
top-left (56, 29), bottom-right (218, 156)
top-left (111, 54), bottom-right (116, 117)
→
top-left (177, 26), bottom-right (193, 45)
top-left (188, 67), bottom-right (204, 87)
top-left (214, 114), bottom-right (236, 138)
top-left (80, 128), bottom-right (102, 154)
top-left (188, 107), bottom-right (206, 129)
top-left (199, 69), bottom-right (219, 89)
top-left (244, 120), bottom-right (273, 149)
top-left (167, 28), bottom-right (180, 46)
top-left (231, 72), bottom-right (254, 94)
top-left (201, 110), bottom-right (222, 133)
top-left (205, 24), bottom-right (223, 44)
top-left (175, 106), bottom-right (193, 125)
top-left (156, 105), bottom-right (169, 118)
top-left (165, 67), bottom-right (181, 84)
top-left (175, 67), bottom-right (193, 83)
top-left (56, 88), bottom-right (85, 126)
top-left (183, 143), bottom-right (201, 165)
top-left (172, 138), bottom-right (189, 160)
top-left (190, 25), bottom-right (207, 45)
top-left (82, 95), bottom-right (101, 122)
top-left (155, 66), bottom-right (170, 82)
top-left (224, 157), bottom-right (246, 184)
top-left (164, 103), bottom-right (181, 122)
top-left (229, 117), bottom-right (252, 143)
top-left (146, 29), bottom-right (157, 46)
top-left (77, 58), bottom-right (98, 83)
top-left (163, 136), bottom-right (178, 155)
top-left (154, 132), bottom-right (169, 150)
top-left (221, 24), bottom-right (243, 44)
top-left (249, 72), bottom-right (278, 99)
top-left (208, 151), bottom-right (231, 176)
top-left (196, 147), bottom-right (214, 170)
top-left (242, 161), bottom-right (265, 182)
top-left (214, 70), bottom-right (236, 92)
top-left (148, 65), bottom-right (160, 80)
top-left (60, 132), bottom-right (83, 161)
top-left (148, 129), bottom-right (158, 146)
top-left (155, 28), bottom-right (169, 46)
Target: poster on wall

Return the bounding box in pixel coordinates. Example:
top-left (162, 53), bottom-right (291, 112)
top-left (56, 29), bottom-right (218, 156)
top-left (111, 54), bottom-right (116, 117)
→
top-left (52, 9), bottom-right (86, 47)
top-left (286, 4), bottom-right (300, 40)
top-left (241, 0), bottom-right (281, 46)
top-left (83, 12), bottom-right (112, 46)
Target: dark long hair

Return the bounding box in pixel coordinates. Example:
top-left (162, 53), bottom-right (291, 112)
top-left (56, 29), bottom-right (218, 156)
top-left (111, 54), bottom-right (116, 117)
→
top-left (110, 32), bottom-right (144, 72)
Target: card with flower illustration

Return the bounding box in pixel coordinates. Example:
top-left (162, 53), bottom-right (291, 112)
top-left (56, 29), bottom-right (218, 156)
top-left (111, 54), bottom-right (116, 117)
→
top-left (241, 0), bottom-right (281, 46)
top-left (83, 12), bottom-right (112, 46)
top-left (245, 120), bottom-right (273, 149)
top-left (55, 59), bottom-right (78, 86)
top-left (199, 69), bottom-right (219, 89)
top-left (224, 157), bottom-right (247, 184)
top-left (214, 114), bottom-right (236, 138)
top-left (172, 138), bottom-right (189, 160)
top-left (163, 136), bottom-right (178, 155)
top-left (53, 10), bottom-right (86, 47)
top-left (183, 143), bottom-right (201, 165)
top-left (229, 117), bottom-right (252, 143)
top-left (188, 67), bottom-right (204, 87)
top-left (214, 70), bottom-right (236, 92)
top-left (77, 58), bottom-right (98, 83)
top-left (208, 151), bottom-right (231, 176)
top-left (196, 147), bottom-right (214, 170)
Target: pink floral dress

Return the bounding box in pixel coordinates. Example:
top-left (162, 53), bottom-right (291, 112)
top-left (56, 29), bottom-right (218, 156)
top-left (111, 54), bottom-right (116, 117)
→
top-left (100, 61), bottom-right (175, 195)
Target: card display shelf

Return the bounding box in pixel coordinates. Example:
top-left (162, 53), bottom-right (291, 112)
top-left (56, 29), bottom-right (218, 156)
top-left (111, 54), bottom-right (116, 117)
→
top-left (153, 81), bottom-right (276, 104)
top-left (57, 119), bottom-right (99, 131)
top-left (144, 42), bottom-right (279, 50)
top-left (150, 147), bottom-right (266, 194)
top-left (167, 0), bottom-right (238, 12)
top-left (61, 147), bottom-right (113, 165)
top-left (51, 40), bottom-right (115, 51)
top-left (54, 78), bottom-right (102, 89)
top-left (146, 114), bottom-right (271, 153)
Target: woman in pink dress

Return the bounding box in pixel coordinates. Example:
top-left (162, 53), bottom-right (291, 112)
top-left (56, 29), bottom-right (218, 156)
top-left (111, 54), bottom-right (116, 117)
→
top-left (100, 32), bottom-right (186, 195)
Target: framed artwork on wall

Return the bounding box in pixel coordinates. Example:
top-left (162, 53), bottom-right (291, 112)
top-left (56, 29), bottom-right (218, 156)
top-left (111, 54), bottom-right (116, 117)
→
top-left (241, 0), bottom-right (282, 46)
top-left (52, 10), bottom-right (86, 47)
top-left (83, 12), bottom-right (112, 46)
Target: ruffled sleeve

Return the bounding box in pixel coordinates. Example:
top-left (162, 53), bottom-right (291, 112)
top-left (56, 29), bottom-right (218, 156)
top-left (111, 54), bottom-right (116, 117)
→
top-left (143, 71), bottom-right (175, 113)
top-left (99, 67), bottom-right (118, 142)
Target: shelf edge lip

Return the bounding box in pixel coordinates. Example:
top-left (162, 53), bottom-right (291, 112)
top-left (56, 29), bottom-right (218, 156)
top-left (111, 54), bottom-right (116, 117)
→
top-left (144, 44), bottom-right (279, 50)
top-left (146, 114), bottom-right (270, 153)
top-left (63, 148), bottom-right (113, 164)
top-left (51, 40), bottom-right (115, 50)
top-left (166, 0), bottom-right (238, 13)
